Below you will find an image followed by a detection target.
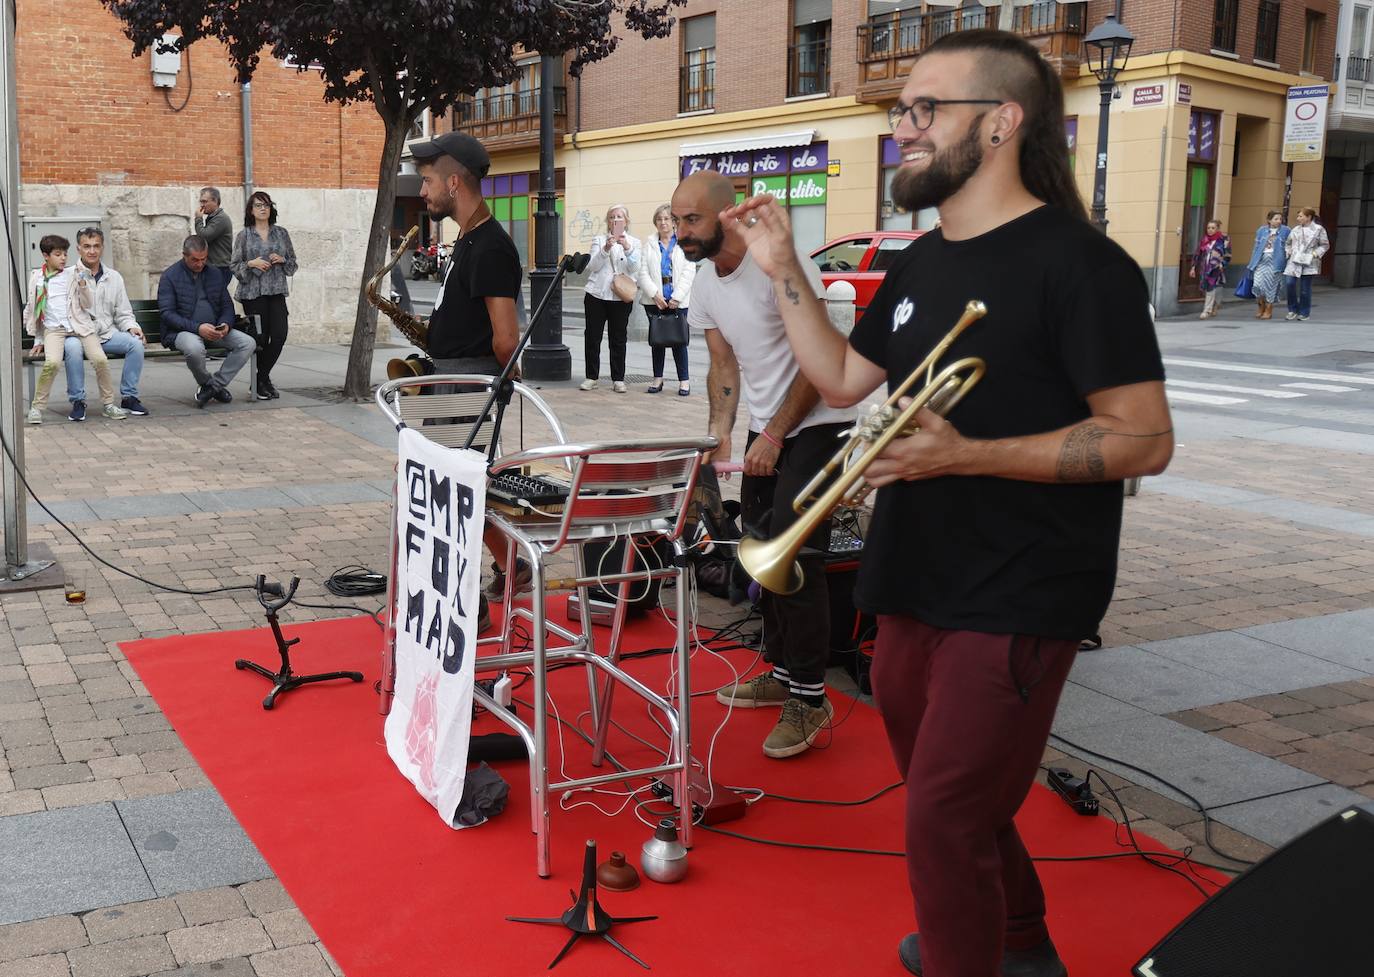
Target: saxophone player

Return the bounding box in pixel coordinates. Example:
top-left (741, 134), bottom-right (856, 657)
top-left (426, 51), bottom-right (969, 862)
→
top-left (409, 131), bottom-right (533, 607)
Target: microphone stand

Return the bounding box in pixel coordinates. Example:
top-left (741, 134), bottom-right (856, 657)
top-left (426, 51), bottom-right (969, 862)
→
top-left (463, 251), bottom-right (591, 463)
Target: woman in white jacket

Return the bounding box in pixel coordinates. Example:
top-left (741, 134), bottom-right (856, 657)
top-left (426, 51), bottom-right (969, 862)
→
top-left (636, 204), bottom-right (696, 395)
top-left (581, 204), bottom-right (640, 392)
top-left (1282, 207), bottom-right (1329, 321)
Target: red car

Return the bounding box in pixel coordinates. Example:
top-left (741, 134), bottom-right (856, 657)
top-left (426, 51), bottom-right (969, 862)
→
top-left (810, 231), bottom-right (922, 322)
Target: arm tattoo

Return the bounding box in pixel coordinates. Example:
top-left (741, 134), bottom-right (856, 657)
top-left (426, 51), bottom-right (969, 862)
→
top-left (723, 386), bottom-right (732, 397)
top-left (783, 278), bottom-right (800, 306)
top-left (1056, 423), bottom-right (1108, 482)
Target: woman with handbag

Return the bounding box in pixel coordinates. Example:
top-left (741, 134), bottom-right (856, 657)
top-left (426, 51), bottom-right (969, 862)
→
top-left (581, 204), bottom-right (640, 392)
top-left (1283, 208), bottom-right (1329, 321)
top-left (230, 190), bottom-right (297, 399)
top-left (1188, 218), bottom-right (1231, 319)
top-left (1245, 210), bottom-right (1289, 320)
top-left (636, 203), bottom-right (696, 396)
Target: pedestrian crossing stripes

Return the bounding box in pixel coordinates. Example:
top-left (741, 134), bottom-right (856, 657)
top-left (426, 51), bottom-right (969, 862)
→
top-left (1161, 358), bottom-right (1373, 410)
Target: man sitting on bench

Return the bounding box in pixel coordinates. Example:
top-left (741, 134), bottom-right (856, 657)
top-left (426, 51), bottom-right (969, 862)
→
top-left (157, 234), bottom-right (256, 407)
top-left (65, 227), bottom-right (150, 419)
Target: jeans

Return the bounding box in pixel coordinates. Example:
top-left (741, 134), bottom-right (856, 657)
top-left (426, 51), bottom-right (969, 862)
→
top-left (738, 422), bottom-right (850, 687)
top-left (583, 294), bottom-right (631, 381)
top-left (173, 328), bottom-right (257, 389)
top-left (1285, 274), bottom-right (1313, 316)
top-left (871, 616), bottom-right (1078, 977)
top-left (241, 294), bottom-right (289, 382)
top-left (64, 331), bottom-right (143, 402)
top-left (650, 344), bottom-right (689, 381)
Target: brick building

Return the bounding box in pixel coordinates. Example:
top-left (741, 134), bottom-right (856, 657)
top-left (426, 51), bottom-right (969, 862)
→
top-left (1328, 0), bottom-right (1374, 287)
top-left (15, 0), bottom-right (385, 341)
top-left (432, 0), bottom-right (1347, 317)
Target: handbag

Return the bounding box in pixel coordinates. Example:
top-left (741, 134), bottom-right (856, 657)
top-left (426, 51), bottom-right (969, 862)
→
top-left (1233, 269), bottom-right (1254, 300)
top-left (647, 308), bottom-right (689, 348)
top-left (611, 273), bottom-right (638, 303)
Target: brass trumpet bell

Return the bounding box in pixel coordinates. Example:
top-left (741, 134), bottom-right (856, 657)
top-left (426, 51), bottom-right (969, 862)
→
top-left (737, 300), bottom-right (988, 596)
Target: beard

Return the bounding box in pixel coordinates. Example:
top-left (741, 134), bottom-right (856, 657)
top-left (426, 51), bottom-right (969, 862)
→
top-left (678, 221), bottom-right (726, 261)
top-left (424, 187), bottom-right (457, 220)
top-left (891, 116), bottom-right (985, 213)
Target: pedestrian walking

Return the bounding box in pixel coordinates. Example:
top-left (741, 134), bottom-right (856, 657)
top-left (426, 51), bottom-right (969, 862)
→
top-left (230, 190), bottom-right (297, 399)
top-left (1245, 210), bottom-right (1288, 320)
top-left (636, 203), bottom-right (695, 396)
top-left (1283, 207), bottom-right (1329, 321)
top-left (581, 204), bottom-right (639, 393)
top-left (1189, 218), bottom-right (1231, 319)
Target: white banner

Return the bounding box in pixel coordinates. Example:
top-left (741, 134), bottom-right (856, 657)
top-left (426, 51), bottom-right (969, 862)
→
top-left (384, 428), bottom-right (488, 827)
top-left (1282, 84), bottom-right (1329, 163)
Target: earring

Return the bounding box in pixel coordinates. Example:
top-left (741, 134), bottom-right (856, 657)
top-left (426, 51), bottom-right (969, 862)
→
top-left (990, 135), bottom-right (1001, 145)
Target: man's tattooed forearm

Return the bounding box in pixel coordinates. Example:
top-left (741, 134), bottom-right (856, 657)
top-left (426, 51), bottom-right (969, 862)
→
top-left (723, 386), bottom-right (732, 396)
top-left (783, 278), bottom-right (800, 305)
top-left (1056, 423), bottom-right (1108, 482)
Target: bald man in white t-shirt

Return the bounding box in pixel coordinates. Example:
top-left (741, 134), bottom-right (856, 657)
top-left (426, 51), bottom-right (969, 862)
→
top-left (674, 171), bottom-right (856, 760)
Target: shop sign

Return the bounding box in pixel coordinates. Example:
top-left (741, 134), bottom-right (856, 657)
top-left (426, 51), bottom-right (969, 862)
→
top-left (751, 175), bottom-right (788, 200)
top-left (681, 142), bottom-right (828, 180)
top-left (1132, 84), bottom-right (1164, 106)
top-left (752, 152), bottom-right (789, 175)
top-left (1282, 84), bottom-right (1329, 163)
top-left (681, 156), bottom-right (714, 177)
top-left (1177, 83), bottom-right (1192, 104)
top-left (789, 173), bottom-right (827, 205)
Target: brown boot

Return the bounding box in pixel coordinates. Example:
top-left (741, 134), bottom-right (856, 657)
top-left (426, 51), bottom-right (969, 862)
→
top-left (1255, 300), bottom-right (1265, 319)
top-left (1261, 300), bottom-right (1273, 320)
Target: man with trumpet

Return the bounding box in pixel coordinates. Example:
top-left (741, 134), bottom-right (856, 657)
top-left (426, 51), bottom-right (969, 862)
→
top-left (726, 29), bottom-right (1173, 977)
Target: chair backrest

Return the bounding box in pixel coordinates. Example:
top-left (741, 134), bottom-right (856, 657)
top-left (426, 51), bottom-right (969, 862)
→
top-left (375, 374), bottom-right (567, 458)
top-left (491, 437), bottom-right (716, 552)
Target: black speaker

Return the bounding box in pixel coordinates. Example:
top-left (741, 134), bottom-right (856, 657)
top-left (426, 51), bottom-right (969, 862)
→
top-left (579, 535), bottom-right (673, 617)
top-left (1133, 802), bottom-right (1374, 977)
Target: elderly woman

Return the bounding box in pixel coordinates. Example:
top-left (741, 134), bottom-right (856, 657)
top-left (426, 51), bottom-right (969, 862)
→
top-left (1245, 210), bottom-right (1289, 320)
top-left (636, 203), bottom-right (696, 395)
top-left (581, 204), bottom-right (640, 392)
top-left (231, 190), bottom-right (297, 398)
top-left (1283, 207), bottom-right (1329, 322)
top-left (1188, 218), bottom-right (1231, 319)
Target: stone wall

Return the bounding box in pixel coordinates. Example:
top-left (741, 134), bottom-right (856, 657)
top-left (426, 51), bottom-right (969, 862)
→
top-left (19, 184), bottom-right (379, 344)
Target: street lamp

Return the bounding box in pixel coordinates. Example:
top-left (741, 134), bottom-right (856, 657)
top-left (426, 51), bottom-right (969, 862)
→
top-left (1083, 12), bottom-right (1134, 234)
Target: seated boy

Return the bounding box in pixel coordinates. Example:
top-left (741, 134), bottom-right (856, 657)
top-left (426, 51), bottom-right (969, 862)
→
top-left (24, 234), bottom-right (126, 423)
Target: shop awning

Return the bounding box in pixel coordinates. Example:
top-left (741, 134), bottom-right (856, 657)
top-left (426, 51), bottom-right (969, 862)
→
top-left (678, 129), bottom-right (816, 158)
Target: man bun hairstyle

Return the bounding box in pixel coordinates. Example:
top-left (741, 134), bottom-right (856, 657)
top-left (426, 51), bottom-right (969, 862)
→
top-left (923, 29), bottom-right (1087, 222)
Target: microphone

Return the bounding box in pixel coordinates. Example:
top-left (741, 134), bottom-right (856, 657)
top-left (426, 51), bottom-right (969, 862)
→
top-left (563, 252), bottom-right (591, 275)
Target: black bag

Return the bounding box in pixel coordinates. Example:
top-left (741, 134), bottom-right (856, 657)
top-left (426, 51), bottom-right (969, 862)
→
top-left (647, 308), bottom-right (689, 348)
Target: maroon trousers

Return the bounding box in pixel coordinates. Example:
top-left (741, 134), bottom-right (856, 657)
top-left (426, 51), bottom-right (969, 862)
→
top-left (870, 615), bottom-right (1078, 977)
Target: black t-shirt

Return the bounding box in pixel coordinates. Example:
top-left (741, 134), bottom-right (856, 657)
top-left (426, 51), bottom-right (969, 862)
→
top-left (426, 219), bottom-right (522, 360)
top-left (848, 205), bottom-right (1165, 639)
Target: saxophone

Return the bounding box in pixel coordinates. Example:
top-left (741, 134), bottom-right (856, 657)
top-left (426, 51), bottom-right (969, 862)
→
top-left (364, 225), bottom-right (434, 384)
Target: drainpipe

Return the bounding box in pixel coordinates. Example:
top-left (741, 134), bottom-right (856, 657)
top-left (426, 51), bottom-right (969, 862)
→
top-left (241, 81), bottom-right (254, 199)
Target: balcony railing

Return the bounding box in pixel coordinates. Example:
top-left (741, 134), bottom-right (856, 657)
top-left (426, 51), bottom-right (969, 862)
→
top-left (455, 86), bottom-right (565, 127)
top-left (788, 37), bottom-right (831, 97)
top-left (680, 57), bottom-right (715, 113)
top-left (857, 2), bottom-right (1084, 63)
top-left (1344, 55), bottom-right (1373, 83)
top-left (1255, 0), bottom-right (1280, 62)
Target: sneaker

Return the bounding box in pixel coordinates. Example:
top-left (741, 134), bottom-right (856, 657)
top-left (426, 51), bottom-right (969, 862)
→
top-left (579, 378), bottom-right (599, 391)
top-left (716, 672), bottom-right (789, 709)
top-left (898, 933), bottom-right (1068, 977)
top-left (612, 381), bottom-right (628, 393)
top-left (101, 404), bottom-right (128, 420)
top-left (212, 384), bottom-right (232, 403)
top-left (762, 697), bottom-right (834, 758)
top-left (255, 382), bottom-right (272, 401)
top-left (67, 400), bottom-right (86, 422)
top-left (25, 407), bottom-right (41, 425)
top-left (195, 384), bottom-right (214, 408)
top-left (120, 396), bottom-right (149, 416)
top-left (1285, 311), bottom-right (1298, 320)
top-left (483, 558), bottom-right (534, 602)
top-left (1298, 314), bottom-right (1309, 321)
top-left (263, 378), bottom-right (281, 399)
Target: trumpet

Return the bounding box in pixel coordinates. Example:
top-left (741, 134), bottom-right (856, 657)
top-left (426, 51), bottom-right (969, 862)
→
top-left (737, 300), bottom-right (988, 596)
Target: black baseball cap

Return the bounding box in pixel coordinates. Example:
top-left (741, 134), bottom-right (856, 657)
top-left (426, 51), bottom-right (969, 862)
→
top-left (409, 132), bottom-right (491, 179)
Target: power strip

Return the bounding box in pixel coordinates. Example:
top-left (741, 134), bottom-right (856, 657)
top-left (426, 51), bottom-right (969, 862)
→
top-left (1046, 767), bottom-right (1099, 816)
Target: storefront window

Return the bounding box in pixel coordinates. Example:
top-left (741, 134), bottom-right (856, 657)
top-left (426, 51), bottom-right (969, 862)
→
top-left (679, 143), bottom-right (830, 253)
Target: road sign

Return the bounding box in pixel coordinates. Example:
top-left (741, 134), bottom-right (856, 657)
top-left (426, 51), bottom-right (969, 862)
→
top-left (1282, 84), bottom-right (1329, 162)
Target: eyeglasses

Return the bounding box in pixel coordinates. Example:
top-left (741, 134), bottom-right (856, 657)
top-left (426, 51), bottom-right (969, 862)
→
top-left (252, 200), bottom-right (272, 208)
top-left (887, 98), bottom-right (1003, 133)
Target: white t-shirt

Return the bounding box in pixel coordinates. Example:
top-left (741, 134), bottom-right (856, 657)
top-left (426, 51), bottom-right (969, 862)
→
top-left (44, 268), bottom-right (73, 332)
top-left (689, 250), bottom-right (854, 435)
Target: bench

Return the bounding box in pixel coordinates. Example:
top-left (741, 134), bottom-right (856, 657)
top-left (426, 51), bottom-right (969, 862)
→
top-left (23, 299), bottom-right (260, 402)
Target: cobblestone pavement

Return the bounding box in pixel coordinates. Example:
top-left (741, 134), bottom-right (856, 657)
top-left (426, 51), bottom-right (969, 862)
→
top-left (5, 289), bottom-right (1374, 974)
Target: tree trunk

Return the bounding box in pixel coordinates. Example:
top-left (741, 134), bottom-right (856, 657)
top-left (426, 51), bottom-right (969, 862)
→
top-left (342, 113), bottom-right (410, 400)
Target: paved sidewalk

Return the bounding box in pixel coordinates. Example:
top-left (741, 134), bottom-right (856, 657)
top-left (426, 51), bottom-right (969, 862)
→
top-left (2, 288), bottom-right (1374, 974)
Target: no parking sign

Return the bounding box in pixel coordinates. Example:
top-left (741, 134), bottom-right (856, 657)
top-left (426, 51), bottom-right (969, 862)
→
top-left (1282, 85), bottom-right (1329, 163)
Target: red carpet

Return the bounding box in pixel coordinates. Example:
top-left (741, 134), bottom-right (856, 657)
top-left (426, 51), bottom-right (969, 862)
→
top-left (123, 603), bottom-right (1218, 977)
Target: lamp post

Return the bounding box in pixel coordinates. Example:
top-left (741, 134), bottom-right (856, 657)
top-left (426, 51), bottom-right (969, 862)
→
top-left (522, 53), bottom-right (572, 381)
top-left (1083, 12), bottom-right (1135, 235)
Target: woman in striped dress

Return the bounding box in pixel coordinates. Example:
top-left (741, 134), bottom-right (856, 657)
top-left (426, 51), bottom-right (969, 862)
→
top-left (1246, 210), bottom-right (1289, 320)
